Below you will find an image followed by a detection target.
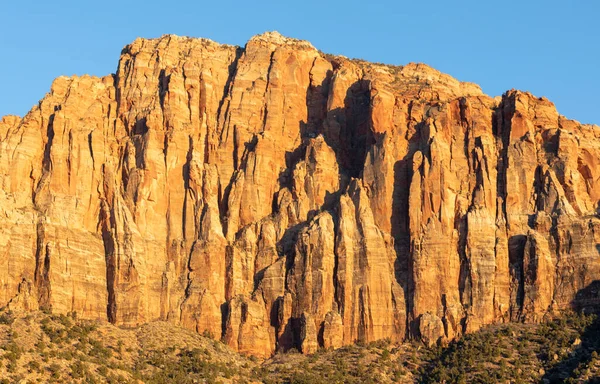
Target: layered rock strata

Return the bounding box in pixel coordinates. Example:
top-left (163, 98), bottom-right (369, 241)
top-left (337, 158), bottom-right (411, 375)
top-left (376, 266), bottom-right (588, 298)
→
top-left (1, 32), bottom-right (599, 355)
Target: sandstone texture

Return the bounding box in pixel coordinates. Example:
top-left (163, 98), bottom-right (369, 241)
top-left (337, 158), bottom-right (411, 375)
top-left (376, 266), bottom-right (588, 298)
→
top-left (0, 32), bottom-right (599, 355)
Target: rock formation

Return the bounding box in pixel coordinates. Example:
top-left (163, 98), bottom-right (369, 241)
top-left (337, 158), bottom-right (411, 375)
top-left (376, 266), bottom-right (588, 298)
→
top-left (0, 32), bottom-right (599, 355)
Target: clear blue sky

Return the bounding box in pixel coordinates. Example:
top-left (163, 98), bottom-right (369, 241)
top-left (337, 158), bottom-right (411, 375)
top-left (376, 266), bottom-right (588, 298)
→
top-left (1, 0), bottom-right (598, 125)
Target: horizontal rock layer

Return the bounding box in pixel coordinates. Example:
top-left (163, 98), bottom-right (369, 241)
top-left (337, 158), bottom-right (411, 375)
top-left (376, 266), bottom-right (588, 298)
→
top-left (1, 32), bottom-right (599, 355)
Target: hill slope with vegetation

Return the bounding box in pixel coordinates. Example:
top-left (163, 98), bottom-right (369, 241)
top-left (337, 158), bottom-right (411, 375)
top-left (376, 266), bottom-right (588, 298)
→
top-left (0, 310), bottom-right (599, 383)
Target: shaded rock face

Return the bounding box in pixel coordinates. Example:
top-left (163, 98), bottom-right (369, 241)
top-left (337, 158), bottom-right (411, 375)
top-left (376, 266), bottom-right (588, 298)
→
top-left (1, 32), bottom-right (599, 355)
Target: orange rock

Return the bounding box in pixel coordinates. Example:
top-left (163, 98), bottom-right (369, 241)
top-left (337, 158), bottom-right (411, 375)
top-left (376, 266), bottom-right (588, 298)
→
top-left (0, 32), bottom-right (599, 356)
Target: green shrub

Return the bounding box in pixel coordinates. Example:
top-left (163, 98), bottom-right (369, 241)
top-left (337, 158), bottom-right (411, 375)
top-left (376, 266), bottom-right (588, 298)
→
top-left (71, 360), bottom-right (90, 379)
top-left (48, 362), bottom-right (62, 379)
top-left (0, 311), bottom-right (14, 325)
top-left (97, 365), bottom-right (109, 377)
top-left (28, 359), bottom-right (41, 372)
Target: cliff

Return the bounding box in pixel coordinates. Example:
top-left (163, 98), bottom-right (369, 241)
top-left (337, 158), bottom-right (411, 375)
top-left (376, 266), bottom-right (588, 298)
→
top-left (0, 32), bottom-right (599, 356)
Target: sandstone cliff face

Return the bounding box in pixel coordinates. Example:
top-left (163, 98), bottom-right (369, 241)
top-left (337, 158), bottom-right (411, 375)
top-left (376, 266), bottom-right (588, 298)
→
top-left (1, 32), bottom-right (599, 355)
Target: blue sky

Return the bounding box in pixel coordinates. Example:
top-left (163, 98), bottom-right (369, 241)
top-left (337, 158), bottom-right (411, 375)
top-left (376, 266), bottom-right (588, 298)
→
top-left (1, 0), bottom-right (598, 124)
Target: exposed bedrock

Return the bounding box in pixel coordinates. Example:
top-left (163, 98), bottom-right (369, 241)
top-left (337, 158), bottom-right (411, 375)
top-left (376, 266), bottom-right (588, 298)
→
top-left (0, 32), bottom-right (599, 355)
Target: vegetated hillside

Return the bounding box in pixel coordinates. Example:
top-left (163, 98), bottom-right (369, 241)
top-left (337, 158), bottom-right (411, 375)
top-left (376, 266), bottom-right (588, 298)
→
top-left (0, 31), bottom-right (599, 356)
top-left (0, 309), bottom-right (599, 383)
